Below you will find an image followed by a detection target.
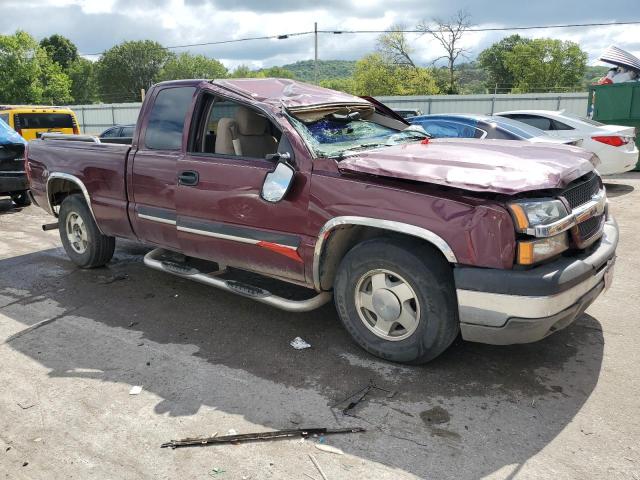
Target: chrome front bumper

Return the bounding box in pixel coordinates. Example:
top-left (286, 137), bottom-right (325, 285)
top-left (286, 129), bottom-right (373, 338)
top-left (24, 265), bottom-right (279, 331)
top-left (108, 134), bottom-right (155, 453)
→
top-left (455, 216), bottom-right (618, 345)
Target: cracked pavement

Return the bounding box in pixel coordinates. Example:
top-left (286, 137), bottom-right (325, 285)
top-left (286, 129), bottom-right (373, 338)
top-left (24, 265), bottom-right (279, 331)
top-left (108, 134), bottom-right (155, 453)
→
top-left (1, 174), bottom-right (639, 479)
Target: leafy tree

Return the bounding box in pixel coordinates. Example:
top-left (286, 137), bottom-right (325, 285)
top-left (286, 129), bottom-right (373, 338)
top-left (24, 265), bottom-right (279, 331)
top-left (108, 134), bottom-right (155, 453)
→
top-left (0, 30), bottom-right (72, 104)
top-left (258, 66), bottom-right (296, 79)
top-left (96, 40), bottom-right (172, 102)
top-left (320, 78), bottom-right (356, 94)
top-left (282, 60), bottom-right (355, 83)
top-left (352, 54), bottom-right (438, 96)
top-left (377, 24), bottom-right (416, 68)
top-left (157, 52), bottom-right (227, 81)
top-left (229, 64), bottom-right (256, 78)
top-left (68, 57), bottom-right (99, 104)
top-left (478, 35), bottom-right (531, 92)
top-left (40, 34), bottom-right (78, 70)
top-left (504, 38), bottom-right (587, 93)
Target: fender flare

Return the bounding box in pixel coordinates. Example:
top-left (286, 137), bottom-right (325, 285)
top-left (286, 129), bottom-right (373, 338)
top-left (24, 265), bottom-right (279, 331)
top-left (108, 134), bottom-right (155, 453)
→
top-left (46, 172), bottom-right (103, 234)
top-left (312, 216), bottom-right (458, 291)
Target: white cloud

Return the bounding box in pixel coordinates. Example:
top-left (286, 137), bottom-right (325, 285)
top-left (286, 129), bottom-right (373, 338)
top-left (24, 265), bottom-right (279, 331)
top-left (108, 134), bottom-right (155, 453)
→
top-left (0, 0), bottom-right (638, 69)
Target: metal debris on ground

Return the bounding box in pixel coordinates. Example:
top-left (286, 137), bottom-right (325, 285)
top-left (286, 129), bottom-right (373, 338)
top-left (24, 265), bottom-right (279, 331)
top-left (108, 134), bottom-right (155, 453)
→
top-left (97, 272), bottom-right (128, 284)
top-left (314, 444), bottom-right (344, 455)
top-left (129, 385), bottom-right (143, 395)
top-left (290, 337), bottom-right (311, 350)
top-left (160, 427), bottom-right (365, 449)
top-left (17, 402), bottom-right (35, 410)
top-left (308, 454), bottom-right (329, 480)
top-left (332, 380), bottom-right (396, 416)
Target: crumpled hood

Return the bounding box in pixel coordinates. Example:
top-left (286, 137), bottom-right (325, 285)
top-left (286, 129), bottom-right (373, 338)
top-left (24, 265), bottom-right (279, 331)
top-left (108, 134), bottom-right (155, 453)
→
top-left (337, 138), bottom-right (596, 195)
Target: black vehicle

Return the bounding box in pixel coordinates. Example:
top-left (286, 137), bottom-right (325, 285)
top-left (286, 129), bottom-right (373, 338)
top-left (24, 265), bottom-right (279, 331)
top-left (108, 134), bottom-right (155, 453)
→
top-left (99, 124), bottom-right (135, 144)
top-left (393, 108), bottom-right (423, 119)
top-left (0, 119), bottom-right (29, 207)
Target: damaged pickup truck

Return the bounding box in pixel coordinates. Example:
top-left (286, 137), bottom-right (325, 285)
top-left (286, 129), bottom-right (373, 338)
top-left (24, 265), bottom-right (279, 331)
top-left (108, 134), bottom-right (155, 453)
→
top-left (26, 79), bottom-right (618, 364)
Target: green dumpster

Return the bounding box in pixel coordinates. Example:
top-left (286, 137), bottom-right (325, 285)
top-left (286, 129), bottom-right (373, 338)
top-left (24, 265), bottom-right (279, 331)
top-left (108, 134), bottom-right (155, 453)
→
top-left (588, 82), bottom-right (640, 170)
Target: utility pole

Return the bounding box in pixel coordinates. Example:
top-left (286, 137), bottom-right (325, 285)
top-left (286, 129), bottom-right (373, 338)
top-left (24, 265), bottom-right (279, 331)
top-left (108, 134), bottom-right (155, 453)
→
top-left (314, 22), bottom-right (318, 85)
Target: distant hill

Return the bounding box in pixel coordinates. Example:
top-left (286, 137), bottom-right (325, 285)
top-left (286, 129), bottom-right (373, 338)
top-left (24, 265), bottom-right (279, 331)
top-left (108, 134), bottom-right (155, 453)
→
top-left (279, 60), bottom-right (356, 82)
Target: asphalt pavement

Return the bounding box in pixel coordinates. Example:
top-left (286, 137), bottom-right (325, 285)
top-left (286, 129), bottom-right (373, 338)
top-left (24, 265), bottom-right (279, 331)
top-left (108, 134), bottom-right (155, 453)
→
top-left (1, 174), bottom-right (639, 479)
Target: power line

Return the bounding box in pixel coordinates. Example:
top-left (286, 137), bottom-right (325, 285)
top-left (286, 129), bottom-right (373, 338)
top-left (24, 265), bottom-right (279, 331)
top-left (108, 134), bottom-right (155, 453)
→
top-left (78, 20), bottom-right (640, 57)
top-left (322, 20), bottom-right (640, 34)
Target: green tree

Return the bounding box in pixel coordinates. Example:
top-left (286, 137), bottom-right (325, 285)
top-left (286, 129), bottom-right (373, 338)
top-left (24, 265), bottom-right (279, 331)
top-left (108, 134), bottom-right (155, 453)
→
top-left (229, 64), bottom-right (256, 78)
top-left (320, 78), bottom-right (356, 94)
top-left (478, 35), bottom-right (531, 92)
top-left (258, 66), bottom-right (296, 79)
top-left (40, 34), bottom-right (78, 70)
top-left (96, 40), bottom-right (172, 103)
top-left (352, 54), bottom-right (438, 96)
top-left (504, 38), bottom-right (587, 93)
top-left (0, 30), bottom-right (72, 104)
top-left (68, 57), bottom-right (98, 104)
top-left (157, 52), bottom-right (227, 81)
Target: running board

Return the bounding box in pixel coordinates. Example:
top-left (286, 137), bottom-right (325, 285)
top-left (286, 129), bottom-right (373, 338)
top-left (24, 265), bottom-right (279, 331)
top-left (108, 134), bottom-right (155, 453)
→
top-left (143, 248), bottom-right (331, 313)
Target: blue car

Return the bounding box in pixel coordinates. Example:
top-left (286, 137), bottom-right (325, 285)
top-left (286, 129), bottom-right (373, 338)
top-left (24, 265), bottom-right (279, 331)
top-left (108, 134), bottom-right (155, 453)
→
top-left (409, 114), bottom-right (576, 145)
top-left (0, 118), bottom-right (30, 207)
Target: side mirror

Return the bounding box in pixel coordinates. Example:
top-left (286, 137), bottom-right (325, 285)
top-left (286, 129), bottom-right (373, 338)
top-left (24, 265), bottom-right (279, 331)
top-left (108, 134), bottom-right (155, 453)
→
top-left (261, 160), bottom-right (295, 203)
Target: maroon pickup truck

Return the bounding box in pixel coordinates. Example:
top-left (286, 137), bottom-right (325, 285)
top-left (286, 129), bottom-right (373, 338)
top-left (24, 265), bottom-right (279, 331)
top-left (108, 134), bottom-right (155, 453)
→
top-left (26, 79), bottom-right (618, 364)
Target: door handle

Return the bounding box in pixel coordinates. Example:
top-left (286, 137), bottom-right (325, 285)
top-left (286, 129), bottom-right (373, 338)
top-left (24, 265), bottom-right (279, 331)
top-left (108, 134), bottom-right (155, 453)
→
top-left (178, 170), bottom-right (199, 186)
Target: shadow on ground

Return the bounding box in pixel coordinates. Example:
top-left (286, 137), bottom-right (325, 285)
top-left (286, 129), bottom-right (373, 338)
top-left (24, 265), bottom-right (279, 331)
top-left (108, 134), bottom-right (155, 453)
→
top-left (1, 242), bottom-right (605, 478)
top-left (604, 182), bottom-right (634, 198)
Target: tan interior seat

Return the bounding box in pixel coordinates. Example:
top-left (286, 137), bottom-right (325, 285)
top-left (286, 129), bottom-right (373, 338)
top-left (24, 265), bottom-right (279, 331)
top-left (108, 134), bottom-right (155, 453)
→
top-left (214, 106), bottom-right (277, 158)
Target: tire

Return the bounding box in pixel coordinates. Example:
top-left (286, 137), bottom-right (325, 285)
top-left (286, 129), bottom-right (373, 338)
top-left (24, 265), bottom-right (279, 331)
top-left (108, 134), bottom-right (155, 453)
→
top-left (333, 237), bottom-right (459, 364)
top-left (58, 194), bottom-right (115, 268)
top-left (11, 191), bottom-right (31, 207)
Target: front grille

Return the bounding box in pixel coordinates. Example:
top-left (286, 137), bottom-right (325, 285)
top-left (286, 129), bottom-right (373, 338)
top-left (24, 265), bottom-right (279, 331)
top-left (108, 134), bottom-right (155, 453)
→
top-left (578, 215), bottom-right (602, 238)
top-left (562, 172), bottom-right (600, 209)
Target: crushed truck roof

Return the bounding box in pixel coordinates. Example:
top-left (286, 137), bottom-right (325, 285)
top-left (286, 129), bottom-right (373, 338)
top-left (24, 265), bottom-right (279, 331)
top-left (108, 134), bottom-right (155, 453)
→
top-left (213, 78), bottom-right (371, 110)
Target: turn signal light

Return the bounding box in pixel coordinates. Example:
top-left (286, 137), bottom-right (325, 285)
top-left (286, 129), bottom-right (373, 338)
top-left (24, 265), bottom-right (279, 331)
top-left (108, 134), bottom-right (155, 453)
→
top-left (592, 136), bottom-right (627, 147)
top-left (517, 233), bottom-right (569, 265)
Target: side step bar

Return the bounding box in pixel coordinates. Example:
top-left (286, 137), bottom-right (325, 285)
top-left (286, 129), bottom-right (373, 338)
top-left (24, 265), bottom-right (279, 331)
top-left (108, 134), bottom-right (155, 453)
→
top-left (143, 248), bottom-right (332, 313)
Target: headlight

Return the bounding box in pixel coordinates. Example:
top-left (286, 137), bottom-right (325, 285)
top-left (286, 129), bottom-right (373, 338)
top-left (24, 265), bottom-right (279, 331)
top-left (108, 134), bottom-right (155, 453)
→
top-left (517, 233), bottom-right (569, 265)
top-left (508, 199), bottom-right (570, 235)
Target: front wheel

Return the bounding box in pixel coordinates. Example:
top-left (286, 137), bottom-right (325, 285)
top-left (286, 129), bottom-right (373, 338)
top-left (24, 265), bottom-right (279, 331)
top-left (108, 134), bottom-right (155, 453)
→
top-left (11, 191), bottom-right (31, 207)
top-left (58, 194), bottom-right (115, 268)
top-left (333, 237), bottom-right (459, 364)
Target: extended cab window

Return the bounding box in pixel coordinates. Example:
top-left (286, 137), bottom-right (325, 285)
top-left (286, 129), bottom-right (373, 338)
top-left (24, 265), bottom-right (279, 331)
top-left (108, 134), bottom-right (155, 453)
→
top-left (144, 86), bottom-right (195, 150)
top-left (191, 95), bottom-right (280, 160)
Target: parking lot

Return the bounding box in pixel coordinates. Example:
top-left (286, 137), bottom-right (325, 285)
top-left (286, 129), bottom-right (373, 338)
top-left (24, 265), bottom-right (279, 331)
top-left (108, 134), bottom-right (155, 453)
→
top-left (0, 174), bottom-right (638, 479)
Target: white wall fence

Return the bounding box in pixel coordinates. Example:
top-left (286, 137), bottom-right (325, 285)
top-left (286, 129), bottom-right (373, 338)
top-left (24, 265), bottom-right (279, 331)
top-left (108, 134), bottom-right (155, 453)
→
top-left (69, 92), bottom-right (590, 134)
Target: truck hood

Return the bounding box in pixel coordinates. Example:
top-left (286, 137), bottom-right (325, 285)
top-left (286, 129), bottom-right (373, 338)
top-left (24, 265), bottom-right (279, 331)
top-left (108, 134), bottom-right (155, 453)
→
top-left (337, 138), bottom-right (596, 195)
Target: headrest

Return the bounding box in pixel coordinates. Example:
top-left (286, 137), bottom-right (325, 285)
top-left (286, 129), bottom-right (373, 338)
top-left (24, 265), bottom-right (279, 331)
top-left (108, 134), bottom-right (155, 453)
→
top-left (235, 106), bottom-right (269, 136)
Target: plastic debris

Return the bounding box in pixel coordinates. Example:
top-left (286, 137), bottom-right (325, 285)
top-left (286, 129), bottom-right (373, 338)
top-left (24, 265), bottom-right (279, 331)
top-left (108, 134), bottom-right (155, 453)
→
top-left (209, 467), bottom-right (225, 476)
top-left (308, 454), bottom-right (329, 480)
top-left (227, 429), bottom-right (237, 436)
top-left (314, 444), bottom-right (344, 455)
top-left (290, 337), bottom-right (311, 350)
top-left (129, 385), bottom-right (143, 395)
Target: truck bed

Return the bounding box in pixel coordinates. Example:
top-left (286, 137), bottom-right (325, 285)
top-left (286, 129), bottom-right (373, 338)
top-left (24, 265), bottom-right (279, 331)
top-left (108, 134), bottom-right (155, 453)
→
top-left (28, 134), bottom-right (135, 239)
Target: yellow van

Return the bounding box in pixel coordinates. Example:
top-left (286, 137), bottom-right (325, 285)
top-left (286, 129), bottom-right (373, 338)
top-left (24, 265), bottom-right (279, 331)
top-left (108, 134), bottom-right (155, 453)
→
top-left (0, 106), bottom-right (80, 141)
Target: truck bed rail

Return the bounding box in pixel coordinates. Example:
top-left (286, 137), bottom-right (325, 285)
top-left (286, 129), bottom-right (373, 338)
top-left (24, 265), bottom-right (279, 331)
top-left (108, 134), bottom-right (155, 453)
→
top-left (39, 133), bottom-right (101, 144)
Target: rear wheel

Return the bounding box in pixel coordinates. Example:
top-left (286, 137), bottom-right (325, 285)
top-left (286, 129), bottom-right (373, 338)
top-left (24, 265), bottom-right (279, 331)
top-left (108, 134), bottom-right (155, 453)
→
top-left (58, 194), bottom-right (115, 268)
top-left (333, 237), bottom-right (459, 364)
top-left (11, 191), bottom-right (31, 207)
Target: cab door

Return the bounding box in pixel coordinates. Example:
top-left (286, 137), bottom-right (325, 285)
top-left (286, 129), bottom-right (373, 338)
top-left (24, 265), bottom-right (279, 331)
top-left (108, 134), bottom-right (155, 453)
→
top-left (129, 85), bottom-right (196, 249)
top-left (175, 94), bottom-right (310, 282)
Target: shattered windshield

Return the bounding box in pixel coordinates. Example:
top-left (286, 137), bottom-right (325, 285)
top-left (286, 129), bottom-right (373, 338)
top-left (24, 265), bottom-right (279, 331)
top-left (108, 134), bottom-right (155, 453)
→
top-left (289, 115), bottom-right (428, 158)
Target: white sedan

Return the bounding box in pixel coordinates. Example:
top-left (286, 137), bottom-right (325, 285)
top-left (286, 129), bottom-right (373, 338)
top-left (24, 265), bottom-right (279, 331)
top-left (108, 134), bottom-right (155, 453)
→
top-left (495, 110), bottom-right (638, 175)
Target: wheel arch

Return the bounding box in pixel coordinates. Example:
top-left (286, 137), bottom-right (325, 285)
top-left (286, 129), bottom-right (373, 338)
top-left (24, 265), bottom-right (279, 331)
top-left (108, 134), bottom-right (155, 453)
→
top-left (46, 173), bottom-right (103, 234)
top-left (313, 216), bottom-right (457, 291)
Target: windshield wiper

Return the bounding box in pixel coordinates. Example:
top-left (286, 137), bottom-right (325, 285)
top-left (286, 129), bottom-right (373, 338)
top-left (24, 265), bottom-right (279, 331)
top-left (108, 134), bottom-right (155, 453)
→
top-left (331, 143), bottom-right (386, 160)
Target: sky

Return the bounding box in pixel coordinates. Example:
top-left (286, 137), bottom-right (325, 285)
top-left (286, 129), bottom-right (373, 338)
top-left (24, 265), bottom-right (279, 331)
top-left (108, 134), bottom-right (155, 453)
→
top-left (1, 0), bottom-right (639, 70)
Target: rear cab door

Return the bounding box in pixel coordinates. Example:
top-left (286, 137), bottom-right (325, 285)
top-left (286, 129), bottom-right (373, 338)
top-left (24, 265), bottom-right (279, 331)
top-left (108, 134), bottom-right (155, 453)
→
top-left (175, 85), bottom-right (312, 282)
top-left (128, 84), bottom-right (197, 249)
